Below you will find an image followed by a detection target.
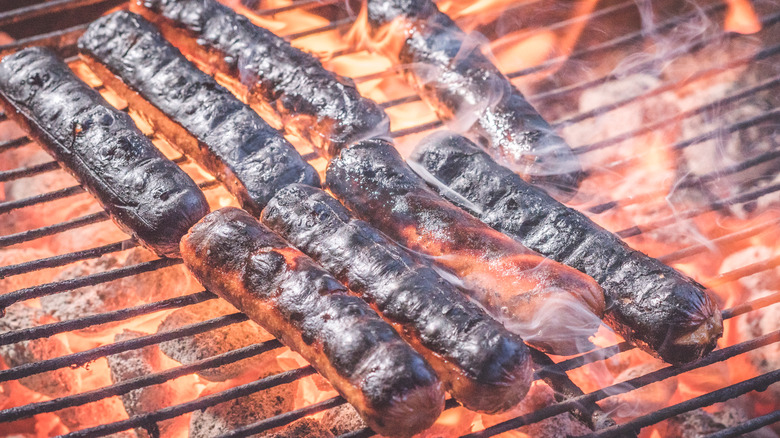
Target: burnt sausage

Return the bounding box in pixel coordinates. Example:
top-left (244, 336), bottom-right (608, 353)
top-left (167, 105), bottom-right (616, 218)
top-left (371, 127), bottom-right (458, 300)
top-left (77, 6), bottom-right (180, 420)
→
top-left (262, 184), bottom-right (533, 413)
top-left (132, 0), bottom-right (390, 158)
top-left (410, 133), bottom-right (723, 364)
top-left (360, 0), bottom-right (583, 200)
top-left (0, 47), bottom-right (209, 258)
top-left (181, 208), bottom-right (445, 437)
top-left (326, 139), bottom-right (605, 355)
top-left (78, 11), bottom-right (320, 216)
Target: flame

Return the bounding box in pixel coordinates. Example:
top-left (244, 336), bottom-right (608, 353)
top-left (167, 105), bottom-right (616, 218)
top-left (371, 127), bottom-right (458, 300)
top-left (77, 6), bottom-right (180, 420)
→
top-left (724, 0), bottom-right (761, 34)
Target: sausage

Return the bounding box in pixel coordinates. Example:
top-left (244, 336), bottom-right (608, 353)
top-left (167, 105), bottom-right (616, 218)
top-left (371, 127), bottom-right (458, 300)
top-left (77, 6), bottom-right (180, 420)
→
top-left (0, 47), bottom-right (209, 258)
top-left (262, 184), bottom-right (533, 413)
top-left (181, 208), bottom-right (445, 437)
top-left (410, 133), bottom-right (724, 364)
top-left (77, 11), bottom-right (320, 216)
top-left (360, 0), bottom-right (583, 200)
top-left (326, 139), bottom-right (605, 355)
top-left (131, 0), bottom-right (391, 158)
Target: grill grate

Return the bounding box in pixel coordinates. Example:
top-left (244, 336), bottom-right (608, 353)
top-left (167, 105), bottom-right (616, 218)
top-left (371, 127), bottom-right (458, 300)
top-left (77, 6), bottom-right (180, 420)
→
top-left (0, 0), bottom-right (778, 436)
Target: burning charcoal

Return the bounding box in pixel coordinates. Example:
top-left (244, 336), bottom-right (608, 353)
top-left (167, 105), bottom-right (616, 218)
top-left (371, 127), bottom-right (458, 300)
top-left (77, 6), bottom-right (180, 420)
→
top-left (158, 300), bottom-right (275, 382)
top-left (107, 329), bottom-right (190, 438)
top-left (0, 303), bottom-right (76, 397)
top-left (659, 402), bottom-right (752, 438)
top-left (40, 247), bottom-right (197, 333)
top-left (262, 418), bottom-right (333, 438)
top-left (320, 404), bottom-right (366, 436)
top-left (188, 381), bottom-right (296, 438)
top-left (599, 361), bottom-right (679, 420)
top-left (0, 247), bottom-right (57, 295)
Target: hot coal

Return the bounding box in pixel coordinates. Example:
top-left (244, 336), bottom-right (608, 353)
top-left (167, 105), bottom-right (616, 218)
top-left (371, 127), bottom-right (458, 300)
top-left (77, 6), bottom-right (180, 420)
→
top-left (320, 404), bottom-right (366, 436)
top-left (78, 11), bottom-right (320, 216)
top-left (0, 47), bottom-right (209, 258)
top-left (40, 247), bottom-right (196, 334)
top-left (134, 0), bottom-right (391, 158)
top-left (158, 300), bottom-right (275, 382)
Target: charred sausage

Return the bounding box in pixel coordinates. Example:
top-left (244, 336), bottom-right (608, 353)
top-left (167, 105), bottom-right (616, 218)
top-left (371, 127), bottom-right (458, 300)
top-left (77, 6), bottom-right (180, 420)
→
top-left (360, 0), bottom-right (583, 200)
top-left (262, 184), bottom-right (533, 413)
top-left (410, 133), bottom-right (723, 364)
top-left (0, 47), bottom-right (209, 258)
top-left (132, 0), bottom-right (390, 158)
top-left (326, 139), bottom-right (605, 355)
top-left (78, 11), bottom-right (320, 216)
top-left (181, 208), bottom-right (445, 437)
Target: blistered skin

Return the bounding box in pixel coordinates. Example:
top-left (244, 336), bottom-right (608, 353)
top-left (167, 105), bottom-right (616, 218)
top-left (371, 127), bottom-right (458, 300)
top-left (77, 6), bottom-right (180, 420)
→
top-left (78, 11), bottom-right (319, 216)
top-left (263, 184), bottom-right (533, 413)
top-left (411, 134), bottom-right (723, 364)
top-left (181, 208), bottom-right (444, 437)
top-left (326, 139), bottom-right (605, 355)
top-left (0, 47), bottom-right (209, 258)
top-left (363, 1), bottom-right (583, 200)
top-left (132, 0), bottom-right (390, 158)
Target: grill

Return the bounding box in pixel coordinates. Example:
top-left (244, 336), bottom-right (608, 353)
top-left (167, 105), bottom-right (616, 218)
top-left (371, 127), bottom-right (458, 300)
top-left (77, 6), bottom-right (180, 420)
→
top-left (0, 0), bottom-right (778, 436)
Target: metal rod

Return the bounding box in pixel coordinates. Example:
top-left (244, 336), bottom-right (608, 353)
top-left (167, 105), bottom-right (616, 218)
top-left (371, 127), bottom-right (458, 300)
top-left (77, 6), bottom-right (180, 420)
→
top-left (0, 135), bottom-right (31, 153)
top-left (705, 409), bottom-right (780, 438)
top-left (461, 330), bottom-right (780, 437)
top-left (0, 211), bottom-right (109, 248)
top-left (0, 312), bottom-right (249, 383)
top-left (61, 366), bottom-right (317, 438)
top-left (0, 338), bottom-right (283, 423)
top-left (286, 16), bottom-right (353, 40)
top-left (0, 257), bottom-right (182, 312)
top-left (659, 220), bottom-right (780, 263)
top-left (0, 239), bottom-right (136, 278)
top-left (0, 160), bottom-right (60, 183)
top-left (579, 369), bottom-right (780, 438)
top-left (249, 0), bottom-right (341, 16)
top-left (0, 290), bottom-right (216, 346)
top-left (0, 0), bottom-right (120, 27)
top-left (0, 22), bottom-right (89, 57)
top-left (221, 396), bottom-right (346, 438)
top-left (0, 184), bottom-right (85, 215)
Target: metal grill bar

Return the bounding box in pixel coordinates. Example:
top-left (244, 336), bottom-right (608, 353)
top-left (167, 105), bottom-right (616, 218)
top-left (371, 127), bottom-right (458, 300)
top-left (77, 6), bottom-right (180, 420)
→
top-left (0, 211), bottom-right (109, 248)
top-left (223, 396), bottom-right (346, 438)
top-left (0, 185), bottom-right (86, 215)
top-left (0, 135), bottom-right (31, 153)
top-left (0, 290), bottom-right (215, 345)
top-left (0, 312), bottom-right (248, 383)
top-left (0, 22), bottom-right (88, 56)
top-left (581, 368), bottom-right (780, 438)
top-left (0, 239), bottom-right (136, 277)
top-left (62, 366), bottom-right (317, 438)
top-left (248, 0), bottom-right (341, 16)
top-left (0, 338), bottom-right (283, 423)
top-left (707, 410), bottom-right (780, 438)
top-left (0, 0), bottom-right (120, 27)
top-left (658, 219), bottom-right (780, 263)
top-left (461, 330), bottom-right (780, 438)
top-left (0, 160), bottom-right (60, 182)
top-left (0, 258), bottom-right (182, 311)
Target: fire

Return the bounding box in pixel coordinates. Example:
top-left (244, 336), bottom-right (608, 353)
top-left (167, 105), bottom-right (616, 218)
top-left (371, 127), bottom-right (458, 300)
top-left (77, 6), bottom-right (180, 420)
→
top-left (0, 0), bottom-right (777, 436)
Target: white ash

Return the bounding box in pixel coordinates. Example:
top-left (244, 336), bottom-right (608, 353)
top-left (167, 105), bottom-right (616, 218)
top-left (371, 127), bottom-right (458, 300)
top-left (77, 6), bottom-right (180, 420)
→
top-left (262, 418), bottom-right (333, 438)
top-left (320, 403), bottom-right (365, 435)
top-left (40, 247), bottom-right (196, 334)
top-left (0, 303), bottom-right (77, 398)
top-left (158, 300), bottom-right (274, 382)
top-left (106, 330), bottom-right (189, 438)
top-left (188, 382), bottom-right (296, 438)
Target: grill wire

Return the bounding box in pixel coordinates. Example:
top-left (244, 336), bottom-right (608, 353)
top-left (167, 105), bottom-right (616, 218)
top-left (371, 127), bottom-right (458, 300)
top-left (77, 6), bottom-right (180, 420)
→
top-left (0, 0), bottom-right (778, 436)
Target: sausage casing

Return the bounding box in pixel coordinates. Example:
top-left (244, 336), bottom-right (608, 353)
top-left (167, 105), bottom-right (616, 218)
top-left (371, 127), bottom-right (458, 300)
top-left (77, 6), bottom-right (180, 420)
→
top-left (78, 11), bottom-right (320, 215)
top-left (262, 184), bottom-right (533, 413)
top-left (132, 0), bottom-right (390, 157)
top-left (181, 208), bottom-right (444, 437)
top-left (411, 133), bottom-right (723, 364)
top-left (326, 139), bottom-right (605, 355)
top-left (0, 47), bottom-right (209, 257)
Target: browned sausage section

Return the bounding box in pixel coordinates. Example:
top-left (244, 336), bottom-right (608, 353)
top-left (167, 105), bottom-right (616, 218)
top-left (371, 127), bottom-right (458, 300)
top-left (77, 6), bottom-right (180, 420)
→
top-left (181, 208), bottom-right (445, 437)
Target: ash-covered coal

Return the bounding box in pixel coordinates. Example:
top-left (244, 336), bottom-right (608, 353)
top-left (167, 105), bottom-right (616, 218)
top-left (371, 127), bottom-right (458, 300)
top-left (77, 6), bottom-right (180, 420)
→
top-left (158, 300), bottom-right (274, 382)
top-left (40, 247), bottom-right (196, 333)
top-left (107, 329), bottom-right (191, 438)
top-left (320, 404), bottom-right (366, 436)
top-left (261, 418), bottom-right (334, 438)
top-left (188, 380), bottom-right (296, 438)
top-left (0, 248), bottom-right (58, 295)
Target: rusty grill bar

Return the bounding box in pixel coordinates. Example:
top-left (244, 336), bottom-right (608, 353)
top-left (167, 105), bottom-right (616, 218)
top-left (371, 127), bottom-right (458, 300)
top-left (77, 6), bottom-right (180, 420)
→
top-left (0, 0), bottom-right (778, 436)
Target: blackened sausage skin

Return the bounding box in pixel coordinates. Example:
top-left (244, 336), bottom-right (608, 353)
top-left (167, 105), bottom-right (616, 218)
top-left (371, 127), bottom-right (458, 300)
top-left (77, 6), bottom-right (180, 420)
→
top-left (181, 208), bottom-right (445, 437)
top-left (326, 139), bottom-right (605, 355)
top-left (78, 11), bottom-right (320, 215)
top-left (0, 47), bottom-right (209, 258)
top-left (133, 0), bottom-right (391, 158)
top-left (411, 133), bottom-right (723, 364)
top-left (362, 0), bottom-right (583, 200)
top-left (262, 184), bottom-right (533, 413)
